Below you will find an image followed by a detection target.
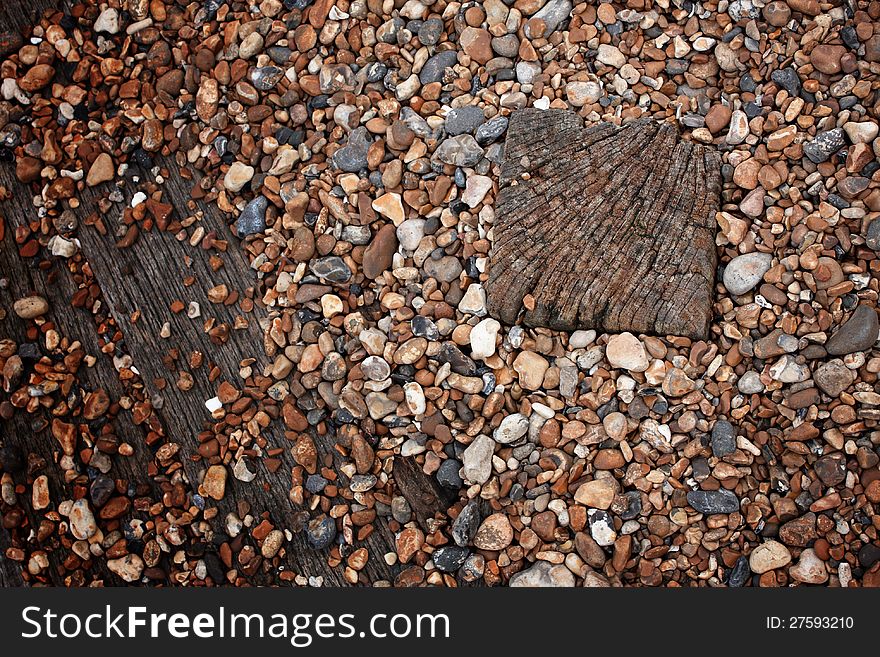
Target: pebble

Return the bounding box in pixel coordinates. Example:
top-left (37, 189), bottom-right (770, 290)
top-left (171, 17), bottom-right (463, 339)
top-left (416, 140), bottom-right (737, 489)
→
top-left (236, 195), bottom-right (268, 237)
top-left (493, 413), bottom-right (529, 444)
top-left (86, 153), bottom-right (114, 186)
top-left (723, 252), bottom-right (772, 295)
top-left (710, 420), bottom-right (736, 458)
top-left (462, 175), bottom-right (493, 208)
top-left (362, 224), bottom-right (397, 279)
top-left (596, 44), bottom-right (626, 68)
top-left (13, 295), bottom-right (48, 319)
top-left (509, 561), bottom-right (575, 587)
top-left (587, 509), bottom-right (617, 546)
top-left (419, 51), bottom-right (458, 84)
top-left (789, 548), bottom-right (828, 584)
top-left (372, 192), bottom-right (405, 224)
top-left (432, 546), bottom-right (470, 572)
top-left (473, 513), bottom-right (513, 550)
top-left (470, 318), bottom-right (501, 360)
top-left (803, 128), bottom-right (845, 164)
top-left (202, 465), bottom-right (227, 500)
top-left (512, 350), bottom-right (549, 389)
top-left (433, 135), bottom-right (484, 167)
top-left (814, 359), bottom-right (856, 397)
top-left (566, 81), bottom-right (602, 107)
top-left (737, 371), bottom-right (765, 394)
top-left (574, 478), bottom-right (617, 509)
top-left (93, 8), bottom-right (120, 34)
top-left (605, 333), bottom-right (649, 372)
top-left (445, 106), bottom-right (485, 135)
top-left (825, 305), bottom-right (879, 355)
top-left (69, 498), bottom-right (97, 540)
top-left (306, 515), bottom-right (337, 550)
top-left (749, 540), bottom-right (792, 574)
top-left (311, 256), bottom-right (352, 283)
top-left (686, 490), bottom-right (739, 514)
top-left (224, 162), bottom-right (254, 193)
top-left (107, 555), bottom-right (144, 582)
top-left (462, 435), bottom-right (495, 484)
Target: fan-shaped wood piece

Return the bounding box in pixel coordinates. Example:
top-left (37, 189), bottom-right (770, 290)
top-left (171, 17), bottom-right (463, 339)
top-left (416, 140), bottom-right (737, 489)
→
top-left (486, 109), bottom-right (721, 339)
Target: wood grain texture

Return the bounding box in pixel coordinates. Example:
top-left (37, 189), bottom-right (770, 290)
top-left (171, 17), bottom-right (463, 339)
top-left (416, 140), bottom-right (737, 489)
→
top-left (486, 109), bottom-right (721, 339)
top-left (0, 164), bottom-right (151, 586)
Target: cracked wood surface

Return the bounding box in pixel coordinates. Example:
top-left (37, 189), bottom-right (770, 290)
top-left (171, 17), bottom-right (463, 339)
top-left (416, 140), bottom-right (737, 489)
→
top-left (486, 109), bottom-right (721, 340)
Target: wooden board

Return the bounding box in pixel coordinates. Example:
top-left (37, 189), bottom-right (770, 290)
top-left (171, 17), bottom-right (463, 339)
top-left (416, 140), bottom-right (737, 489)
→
top-left (486, 109), bottom-right (721, 339)
top-left (0, 166), bottom-right (157, 586)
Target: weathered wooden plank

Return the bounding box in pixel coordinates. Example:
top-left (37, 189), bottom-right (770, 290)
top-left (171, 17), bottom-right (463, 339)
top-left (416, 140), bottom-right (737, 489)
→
top-left (486, 109), bottom-right (721, 339)
top-left (0, 166), bottom-right (155, 586)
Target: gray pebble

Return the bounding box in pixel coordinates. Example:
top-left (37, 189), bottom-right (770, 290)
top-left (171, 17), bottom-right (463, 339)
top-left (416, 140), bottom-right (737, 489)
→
top-left (311, 256), bottom-right (352, 283)
top-left (237, 195), bottom-right (268, 237)
top-left (686, 489), bottom-right (739, 514)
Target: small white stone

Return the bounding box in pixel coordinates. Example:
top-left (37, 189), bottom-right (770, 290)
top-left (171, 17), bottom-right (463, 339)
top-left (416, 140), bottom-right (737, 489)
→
top-left (458, 283), bottom-right (487, 316)
top-left (462, 435), bottom-right (495, 484)
top-left (597, 44), bottom-right (626, 68)
top-left (94, 8), bottom-right (120, 34)
top-left (470, 318), bottom-right (501, 360)
top-left (403, 382), bottom-right (426, 415)
top-left (462, 175), bottom-right (493, 208)
top-left (494, 413), bottom-right (529, 444)
top-left (605, 332), bottom-right (649, 372)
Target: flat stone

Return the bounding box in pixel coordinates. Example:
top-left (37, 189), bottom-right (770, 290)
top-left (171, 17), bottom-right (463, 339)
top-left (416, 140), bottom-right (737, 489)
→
top-left (723, 252), bottom-right (772, 295)
top-left (814, 358), bottom-right (856, 397)
top-left (605, 333), bottom-right (649, 372)
top-left (749, 540), bottom-right (792, 574)
top-left (686, 489), bottom-right (739, 514)
top-left (462, 435), bottom-right (495, 484)
top-left (509, 561), bottom-right (575, 587)
top-left (473, 513), bottom-right (513, 550)
top-left (825, 305), bottom-right (879, 355)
